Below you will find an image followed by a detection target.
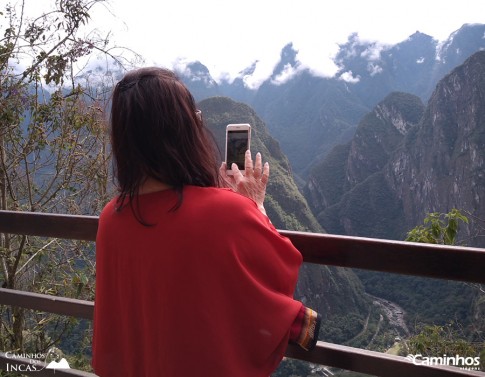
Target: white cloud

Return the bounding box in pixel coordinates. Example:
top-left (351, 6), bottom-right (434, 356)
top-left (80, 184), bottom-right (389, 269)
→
top-left (361, 44), bottom-right (386, 62)
top-left (339, 71), bottom-right (360, 84)
top-left (271, 63), bottom-right (302, 86)
top-left (11, 0), bottom-right (485, 88)
top-left (367, 63), bottom-right (383, 76)
top-left (242, 58), bottom-right (282, 90)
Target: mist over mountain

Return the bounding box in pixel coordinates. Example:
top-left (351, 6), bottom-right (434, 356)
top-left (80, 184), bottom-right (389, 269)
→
top-left (179, 23), bottom-right (485, 176)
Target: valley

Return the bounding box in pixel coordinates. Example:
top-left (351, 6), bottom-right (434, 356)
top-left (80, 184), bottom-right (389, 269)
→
top-left (368, 294), bottom-right (409, 339)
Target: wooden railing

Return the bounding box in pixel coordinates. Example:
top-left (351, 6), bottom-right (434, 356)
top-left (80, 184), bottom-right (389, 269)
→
top-left (0, 210), bottom-right (484, 376)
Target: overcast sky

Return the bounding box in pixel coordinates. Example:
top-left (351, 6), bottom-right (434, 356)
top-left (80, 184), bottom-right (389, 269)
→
top-left (15, 0), bottom-right (485, 87)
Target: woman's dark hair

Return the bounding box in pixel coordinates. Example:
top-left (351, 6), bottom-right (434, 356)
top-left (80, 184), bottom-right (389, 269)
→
top-left (110, 67), bottom-right (220, 214)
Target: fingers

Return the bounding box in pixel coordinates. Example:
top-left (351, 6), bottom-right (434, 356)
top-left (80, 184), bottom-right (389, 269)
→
top-left (261, 161), bottom-right (269, 185)
top-left (253, 152), bottom-right (263, 178)
top-left (231, 163), bottom-right (244, 185)
top-left (219, 162), bottom-right (234, 189)
top-left (223, 151), bottom-right (269, 187)
top-left (244, 150), bottom-right (253, 172)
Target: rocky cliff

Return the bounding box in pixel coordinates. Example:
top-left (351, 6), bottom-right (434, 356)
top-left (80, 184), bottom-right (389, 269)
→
top-left (305, 92), bottom-right (424, 239)
top-left (306, 51), bottom-right (485, 247)
top-left (386, 50), bottom-right (485, 244)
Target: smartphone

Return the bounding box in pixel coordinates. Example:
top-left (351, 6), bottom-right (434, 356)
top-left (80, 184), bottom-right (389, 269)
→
top-left (225, 124), bottom-right (251, 175)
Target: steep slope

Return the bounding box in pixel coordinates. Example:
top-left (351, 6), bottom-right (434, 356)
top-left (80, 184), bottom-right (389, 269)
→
top-left (308, 51), bottom-right (485, 245)
top-left (198, 96), bottom-right (372, 343)
top-left (305, 92), bottom-right (425, 239)
top-left (305, 51), bottom-right (485, 335)
top-left (175, 61), bottom-right (220, 100)
top-left (199, 96), bottom-right (320, 232)
top-left (386, 50), bottom-right (485, 245)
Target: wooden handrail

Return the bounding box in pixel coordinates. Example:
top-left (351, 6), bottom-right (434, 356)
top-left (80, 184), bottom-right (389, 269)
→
top-left (0, 210), bottom-right (98, 241)
top-left (0, 210), bottom-right (484, 377)
top-left (284, 230), bottom-right (485, 284)
top-left (1, 210), bottom-right (484, 283)
top-left (286, 341), bottom-right (485, 377)
top-left (0, 288), bottom-right (94, 320)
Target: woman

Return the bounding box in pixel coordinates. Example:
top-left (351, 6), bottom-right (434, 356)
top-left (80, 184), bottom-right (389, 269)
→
top-left (92, 67), bottom-right (320, 376)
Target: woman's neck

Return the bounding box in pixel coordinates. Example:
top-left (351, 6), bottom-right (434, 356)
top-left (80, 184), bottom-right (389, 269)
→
top-left (138, 177), bottom-right (172, 195)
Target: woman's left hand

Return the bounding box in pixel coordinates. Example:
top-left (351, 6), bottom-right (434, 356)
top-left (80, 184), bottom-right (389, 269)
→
top-left (219, 150), bottom-right (270, 215)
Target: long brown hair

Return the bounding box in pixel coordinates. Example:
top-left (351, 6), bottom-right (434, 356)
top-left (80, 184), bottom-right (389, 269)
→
top-left (110, 67), bottom-right (220, 214)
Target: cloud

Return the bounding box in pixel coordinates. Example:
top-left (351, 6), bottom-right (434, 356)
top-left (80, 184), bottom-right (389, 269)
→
top-left (14, 0), bottom-right (485, 89)
top-left (339, 71), bottom-right (360, 84)
top-left (367, 62), bottom-right (383, 76)
top-left (271, 63), bottom-right (303, 85)
top-left (361, 44), bottom-right (385, 61)
top-left (241, 58), bottom-right (282, 90)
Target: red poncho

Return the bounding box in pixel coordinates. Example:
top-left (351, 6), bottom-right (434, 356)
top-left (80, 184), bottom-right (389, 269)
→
top-left (93, 186), bottom-right (303, 377)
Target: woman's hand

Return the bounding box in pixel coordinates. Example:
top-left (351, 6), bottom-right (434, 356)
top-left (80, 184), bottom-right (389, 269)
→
top-left (220, 150), bottom-right (270, 215)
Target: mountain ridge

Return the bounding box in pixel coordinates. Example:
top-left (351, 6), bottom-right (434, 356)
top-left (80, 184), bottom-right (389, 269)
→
top-left (179, 23), bottom-right (485, 176)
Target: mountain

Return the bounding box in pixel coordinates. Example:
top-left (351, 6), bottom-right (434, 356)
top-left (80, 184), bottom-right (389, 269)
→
top-left (250, 45), bottom-right (368, 178)
top-left (334, 23), bottom-right (485, 106)
top-left (175, 61), bottom-right (220, 100)
top-left (386, 50), bottom-right (485, 244)
top-left (304, 50), bottom-right (485, 337)
top-left (198, 96), bottom-right (373, 344)
top-left (180, 24), bottom-right (485, 178)
top-left (306, 50), bottom-right (485, 245)
top-left (305, 92), bottom-right (425, 239)
top-left (199, 96), bottom-right (321, 232)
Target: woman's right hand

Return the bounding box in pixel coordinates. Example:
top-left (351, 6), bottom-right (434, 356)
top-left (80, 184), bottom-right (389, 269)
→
top-left (219, 150), bottom-right (270, 215)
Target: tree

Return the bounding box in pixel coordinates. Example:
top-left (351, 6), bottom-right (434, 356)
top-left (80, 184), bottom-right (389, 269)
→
top-left (404, 209), bottom-right (484, 371)
top-left (405, 208), bottom-right (469, 245)
top-left (405, 324), bottom-right (484, 371)
top-left (0, 0), bottom-right (135, 369)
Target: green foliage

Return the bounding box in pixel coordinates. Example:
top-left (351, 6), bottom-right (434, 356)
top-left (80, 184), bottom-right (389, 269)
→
top-left (308, 143), bottom-right (350, 209)
top-left (400, 209), bottom-right (485, 371)
top-left (405, 325), bottom-right (484, 371)
top-left (354, 270), bottom-right (477, 329)
top-left (0, 0), bottom-right (131, 371)
top-left (272, 358), bottom-right (313, 377)
top-left (405, 209), bottom-right (469, 245)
